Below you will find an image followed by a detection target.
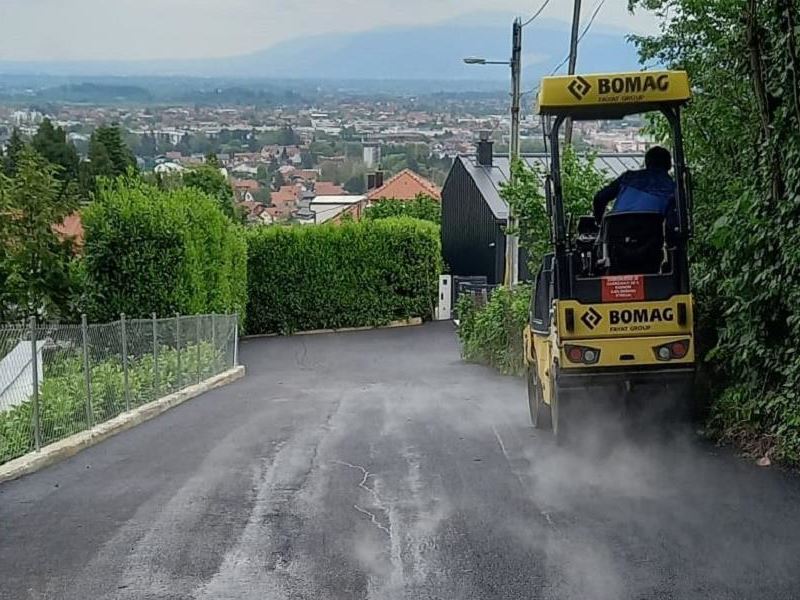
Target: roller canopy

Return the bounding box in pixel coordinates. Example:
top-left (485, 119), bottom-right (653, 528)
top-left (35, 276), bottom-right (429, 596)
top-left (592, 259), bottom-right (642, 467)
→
top-left (537, 70), bottom-right (691, 119)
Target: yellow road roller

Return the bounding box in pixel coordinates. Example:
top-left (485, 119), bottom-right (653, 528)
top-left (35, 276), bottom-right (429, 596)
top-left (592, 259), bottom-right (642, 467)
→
top-left (523, 71), bottom-right (695, 441)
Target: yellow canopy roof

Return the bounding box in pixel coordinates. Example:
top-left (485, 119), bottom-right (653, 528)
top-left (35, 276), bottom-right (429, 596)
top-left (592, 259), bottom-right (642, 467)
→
top-left (537, 70), bottom-right (691, 119)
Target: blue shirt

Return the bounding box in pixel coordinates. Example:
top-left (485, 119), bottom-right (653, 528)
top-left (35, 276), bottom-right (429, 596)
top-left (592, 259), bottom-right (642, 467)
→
top-left (593, 168), bottom-right (677, 230)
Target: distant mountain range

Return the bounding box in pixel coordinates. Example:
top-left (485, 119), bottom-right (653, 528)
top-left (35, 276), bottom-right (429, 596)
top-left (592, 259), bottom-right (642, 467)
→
top-left (0, 14), bottom-right (642, 85)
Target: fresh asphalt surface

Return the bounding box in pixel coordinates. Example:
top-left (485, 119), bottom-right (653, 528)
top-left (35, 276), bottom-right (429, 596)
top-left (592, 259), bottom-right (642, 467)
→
top-left (3, 323), bottom-right (800, 600)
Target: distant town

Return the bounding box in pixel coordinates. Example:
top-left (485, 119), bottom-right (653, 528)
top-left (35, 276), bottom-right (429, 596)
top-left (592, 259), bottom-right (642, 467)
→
top-left (0, 87), bottom-right (648, 226)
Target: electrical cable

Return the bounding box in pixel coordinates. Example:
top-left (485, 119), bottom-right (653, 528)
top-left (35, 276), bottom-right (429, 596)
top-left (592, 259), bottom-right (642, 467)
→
top-left (520, 0), bottom-right (552, 27)
top-left (548, 0), bottom-right (607, 75)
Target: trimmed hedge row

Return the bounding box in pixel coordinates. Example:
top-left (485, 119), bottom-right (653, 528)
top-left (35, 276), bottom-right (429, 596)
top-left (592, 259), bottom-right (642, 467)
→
top-left (363, 194), bottom-right (441, 224)
top-left (246, 217), bottom-right (441, 335)
top-left (82, 179), bottom-right (247, 322)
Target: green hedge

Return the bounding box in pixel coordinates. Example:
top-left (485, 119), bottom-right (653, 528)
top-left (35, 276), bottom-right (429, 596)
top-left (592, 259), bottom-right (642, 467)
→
top-left (363, 194), bottom-right (441, 224)
top-left (246, 217), bottom-right (441, 334)
top-left (455, 285), bottom-right (530, 376)
top-left (82, 178), bottom-right (247, 322)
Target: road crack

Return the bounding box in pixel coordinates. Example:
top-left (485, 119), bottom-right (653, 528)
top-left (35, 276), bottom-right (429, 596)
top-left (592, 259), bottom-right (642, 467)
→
top-left (331, 460), bottom-right (392, 538)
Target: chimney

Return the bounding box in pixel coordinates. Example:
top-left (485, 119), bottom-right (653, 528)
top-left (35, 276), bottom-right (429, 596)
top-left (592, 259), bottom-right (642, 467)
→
top-left (367, 173), bottom-right (377, 190)
top-left (375, 170), bottom-right (384, 188)
top-left (476, 130), bottom-right (493, 167)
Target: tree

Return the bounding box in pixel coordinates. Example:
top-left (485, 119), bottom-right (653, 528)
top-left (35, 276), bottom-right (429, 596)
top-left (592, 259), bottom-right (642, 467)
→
top-left (32, 118), bottom-right (80, 183)
top-left (183, 165), bottom-right (236, 219)
top-left (136, 133), bottom-right (158, 159)
top-left (272, 170), bottom-right (285, 190)
top-left (277, 126), bottom-right (298, 146)
top-left (88, 125), bottom-right (137, 184)
top-left (363, 194), bottom-right (441, 224)
top-left (0, 146), bottom-right (78, 320)
top-left (247, 128), bottom-right (260, 152)
top-left (256, 164), bottom-right (269, 184)
top-left (500, 149), bottom-right (608, 272)
top-left (254, 187), bottom-right (271, 204)
top-left (629, 0), bottom-right (800, 461)
top-left (176, 133), bottom-right (193, 156)
top-left (344, 173), bottom-right (366, 194)
top-left (2, 128), bottom-right (25, 177)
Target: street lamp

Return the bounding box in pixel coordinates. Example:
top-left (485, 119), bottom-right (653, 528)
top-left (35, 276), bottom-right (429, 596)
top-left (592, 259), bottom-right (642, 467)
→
top-left (463, 18), bottom-right (523, 286)
top-left (463, 57), bottom-right (510, 66)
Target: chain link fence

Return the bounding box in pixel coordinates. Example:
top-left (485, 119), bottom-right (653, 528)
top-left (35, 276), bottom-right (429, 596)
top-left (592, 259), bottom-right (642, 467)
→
top-left (0, 313), bottom-right (239, 465)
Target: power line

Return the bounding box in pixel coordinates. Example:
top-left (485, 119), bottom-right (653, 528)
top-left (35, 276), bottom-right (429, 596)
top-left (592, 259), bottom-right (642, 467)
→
top-left (520, 0), bottom-right (552, 27)
top-left (549, 0), bottom-right (607, 75)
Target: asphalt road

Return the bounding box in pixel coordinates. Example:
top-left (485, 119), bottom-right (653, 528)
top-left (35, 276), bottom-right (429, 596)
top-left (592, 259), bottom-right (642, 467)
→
top-left (2, 322), bottom-right (800, 600)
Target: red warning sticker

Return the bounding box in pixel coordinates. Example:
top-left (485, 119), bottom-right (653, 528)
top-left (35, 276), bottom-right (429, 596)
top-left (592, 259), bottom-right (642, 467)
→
top-left (602, 275), bottom-right (645, 302)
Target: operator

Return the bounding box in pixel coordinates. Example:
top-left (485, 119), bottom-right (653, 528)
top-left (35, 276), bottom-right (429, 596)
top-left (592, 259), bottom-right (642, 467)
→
top-left (592, 145), bottom-right (677, 234)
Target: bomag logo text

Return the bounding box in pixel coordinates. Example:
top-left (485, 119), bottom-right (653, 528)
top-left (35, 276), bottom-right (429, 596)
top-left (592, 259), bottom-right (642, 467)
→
top-left (598, 74), bottom-right (669, 95)
top-left (609, 307), bottom-right (674, 325)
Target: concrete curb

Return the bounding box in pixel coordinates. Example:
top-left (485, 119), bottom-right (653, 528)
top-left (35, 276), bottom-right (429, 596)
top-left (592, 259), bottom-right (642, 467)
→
top-left (242, 317), bottom-right (423, 339)
top-left (0, 365), bottom-right (246, 484)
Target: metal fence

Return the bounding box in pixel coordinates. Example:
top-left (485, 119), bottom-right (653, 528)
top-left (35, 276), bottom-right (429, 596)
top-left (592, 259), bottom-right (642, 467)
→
top-left (456, 282), bottom-right (500, 311)
top-left (0, 313), bottom-right (239, 465)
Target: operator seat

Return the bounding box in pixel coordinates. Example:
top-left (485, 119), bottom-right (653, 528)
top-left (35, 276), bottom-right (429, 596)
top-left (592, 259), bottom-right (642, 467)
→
top-left (599, 212), bottom-right (665, 275)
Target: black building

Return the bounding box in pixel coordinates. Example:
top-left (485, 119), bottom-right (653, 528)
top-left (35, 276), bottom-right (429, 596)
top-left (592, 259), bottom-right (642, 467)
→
top-left (441, 138), bottom-right (642, 284)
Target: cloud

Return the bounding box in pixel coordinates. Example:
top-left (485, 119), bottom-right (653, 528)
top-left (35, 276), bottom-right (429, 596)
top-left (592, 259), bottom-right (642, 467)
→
top-left (0, 0), bottom-right (659, 62)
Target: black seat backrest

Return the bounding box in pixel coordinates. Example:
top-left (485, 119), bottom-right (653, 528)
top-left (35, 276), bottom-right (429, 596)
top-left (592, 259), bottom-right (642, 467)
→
top-left (577, 215), bottom-right (599, 236)
top-left (601, 212), bottom-right (665, 275)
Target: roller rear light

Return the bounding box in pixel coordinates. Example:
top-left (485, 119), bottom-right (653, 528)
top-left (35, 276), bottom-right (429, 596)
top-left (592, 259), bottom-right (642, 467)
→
top-left (654, 339), bottom-right (690, 361)
top-left (564, 344), bottom-right (601, 365)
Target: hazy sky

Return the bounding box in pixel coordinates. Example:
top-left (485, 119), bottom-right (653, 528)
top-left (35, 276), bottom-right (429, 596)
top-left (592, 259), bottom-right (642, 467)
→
top-left (0, 0), bottom-right (659, 62)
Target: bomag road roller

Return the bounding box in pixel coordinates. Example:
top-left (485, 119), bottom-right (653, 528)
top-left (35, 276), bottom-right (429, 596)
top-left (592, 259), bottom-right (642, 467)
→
top-left (523, 71), bottom-right (695, 441)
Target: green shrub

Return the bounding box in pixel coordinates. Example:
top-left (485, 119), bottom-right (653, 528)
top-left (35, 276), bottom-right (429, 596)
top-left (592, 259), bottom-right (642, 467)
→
top-left (455, 285), bottom-right (530, 376)
top-left (364, 194), bottom-right (441, 224)
top-left (81, 177), bottom-right (247, 322)
top-left (245, 217), bottom-right (441, 335)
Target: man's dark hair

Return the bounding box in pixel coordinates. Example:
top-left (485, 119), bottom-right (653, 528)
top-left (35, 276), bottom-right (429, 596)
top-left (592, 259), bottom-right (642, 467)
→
top-left (645, 146), bottom-right (672, 171)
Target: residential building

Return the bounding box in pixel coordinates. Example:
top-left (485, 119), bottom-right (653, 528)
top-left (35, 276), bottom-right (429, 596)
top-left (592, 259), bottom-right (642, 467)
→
top-left (270, 184), bottom-right (302, 220)
top-left (440, 138), bottom-right (643, 284)
top-left (239, 201), bottom-right (274, 226)
top-left (53, 213), bottom-right (85, 250)
top-left (363, 141), bottom-right (381, 168)
top-left (233, 179), bottom-right (261, 202)
top-left (313, 181), bottom-right (347, 196)
top-left (310, 195), bottom-right (367, 224)
top-left (366, 169), bottom-right (441, 203)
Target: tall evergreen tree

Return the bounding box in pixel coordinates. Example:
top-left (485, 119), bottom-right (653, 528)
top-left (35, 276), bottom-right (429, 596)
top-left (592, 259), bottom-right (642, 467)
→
top-left (2, 128), bottom-right (25, 177)
top-left (88, 124), bottom-right (137, 181)
top-left (32, 118), bottom-right (80, 183)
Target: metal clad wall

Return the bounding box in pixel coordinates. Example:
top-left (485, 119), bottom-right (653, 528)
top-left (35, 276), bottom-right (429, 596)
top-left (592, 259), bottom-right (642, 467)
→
top-left (441, 159), bottom-right (505, 284)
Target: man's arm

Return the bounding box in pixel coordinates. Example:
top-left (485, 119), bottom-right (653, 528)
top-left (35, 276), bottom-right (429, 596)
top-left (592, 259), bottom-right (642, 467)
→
top-left (665, 193), bottom-right (679, 244)
top-left (593, 175), bottom-right (623, 223)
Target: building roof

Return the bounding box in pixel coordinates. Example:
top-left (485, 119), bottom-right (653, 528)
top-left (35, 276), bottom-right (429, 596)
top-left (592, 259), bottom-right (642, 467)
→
top-left (366, 168), bottom-right (441, 201)
top-left (310, 195), bottom-right (367, 224)
top-left (271, 185), bottom-right (298, 205)
top-left (310, 195), bottom-right (366, 205)
top-left (314, 181), bottom-right (346, 196)
top-left (53, 213), bottom-right (84, 248)
top-left (233, 179), bottom-right (260, 190)
top-left (239, 200), bottom-right (266, 216)
top-left (452, 153), bottom-right (644, 221)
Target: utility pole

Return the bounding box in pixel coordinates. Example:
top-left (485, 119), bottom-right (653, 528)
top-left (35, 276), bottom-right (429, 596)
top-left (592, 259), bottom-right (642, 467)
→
top-left (564, 0), bottom-right (582, 146)
top-left (506, 17), bottom-right (523, 286)
top-left (463, 17), bottom-right (523, 286)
